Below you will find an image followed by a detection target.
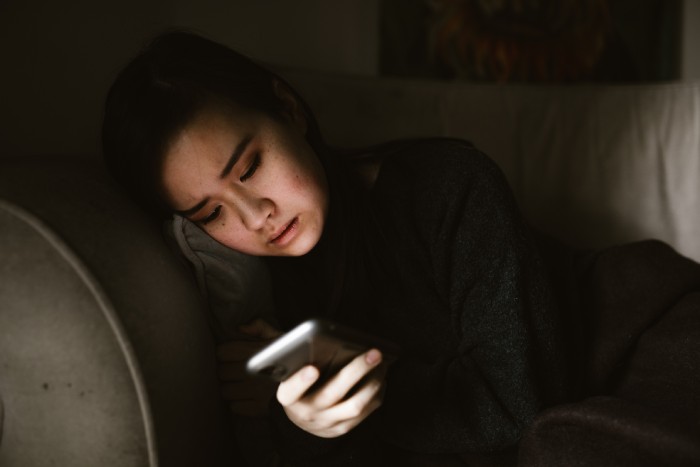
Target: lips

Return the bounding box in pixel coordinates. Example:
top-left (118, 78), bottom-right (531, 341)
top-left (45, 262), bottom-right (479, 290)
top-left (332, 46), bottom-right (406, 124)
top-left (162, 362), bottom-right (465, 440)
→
top-left (269, 217), bottom-right (299, 245)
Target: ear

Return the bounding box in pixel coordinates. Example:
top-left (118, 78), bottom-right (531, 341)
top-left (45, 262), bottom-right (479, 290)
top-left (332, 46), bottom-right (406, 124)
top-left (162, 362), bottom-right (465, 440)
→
top-left (272, 79), bottom-right (308, 135)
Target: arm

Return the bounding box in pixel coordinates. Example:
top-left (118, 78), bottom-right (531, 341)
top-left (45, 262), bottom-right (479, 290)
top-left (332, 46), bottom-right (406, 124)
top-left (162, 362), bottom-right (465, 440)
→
top-left (377, 140), bottom-right (567, 452)
top-left (266, 140), bottom-right (568, 461)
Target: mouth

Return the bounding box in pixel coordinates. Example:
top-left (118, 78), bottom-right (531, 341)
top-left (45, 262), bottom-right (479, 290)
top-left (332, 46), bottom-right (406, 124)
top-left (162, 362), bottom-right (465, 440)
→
top-left (269, 217), bottom-right (299, 245)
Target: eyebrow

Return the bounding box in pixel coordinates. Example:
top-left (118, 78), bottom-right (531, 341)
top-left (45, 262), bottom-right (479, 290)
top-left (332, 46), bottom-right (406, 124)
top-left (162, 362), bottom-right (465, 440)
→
top-left (219, 134), bottom-right (252, 179)
top-left (175, 134), bottom-right (253, 217)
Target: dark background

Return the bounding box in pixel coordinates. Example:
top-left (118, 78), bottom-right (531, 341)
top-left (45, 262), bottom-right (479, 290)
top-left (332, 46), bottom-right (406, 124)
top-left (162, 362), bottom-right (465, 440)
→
top-left (1, 0), bottom-right (698, 159)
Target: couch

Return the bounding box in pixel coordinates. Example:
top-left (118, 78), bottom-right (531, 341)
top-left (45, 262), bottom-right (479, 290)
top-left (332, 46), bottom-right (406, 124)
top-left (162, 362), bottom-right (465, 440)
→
top-left (285, 71), bottom-right (700, 263)
top-left (1, 71), bottom-right (699, 466)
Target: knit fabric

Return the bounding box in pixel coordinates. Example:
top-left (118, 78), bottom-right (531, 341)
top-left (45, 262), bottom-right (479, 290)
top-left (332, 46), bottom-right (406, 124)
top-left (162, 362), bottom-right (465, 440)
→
top-left (268, 139), bottom-right (569, 465)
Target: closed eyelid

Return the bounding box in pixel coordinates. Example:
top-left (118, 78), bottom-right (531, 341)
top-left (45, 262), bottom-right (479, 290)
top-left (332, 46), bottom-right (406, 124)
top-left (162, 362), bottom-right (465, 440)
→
top-left (220, 134), bottom-right (253, 179)
top-left (175, 198), bottom-right (209, 217)
top-left (199, 205), bottom-right (222, 225)
top-left (176, 135), bottom-right (252, 216)
top-left (240, 154), bottom-right (261, 182)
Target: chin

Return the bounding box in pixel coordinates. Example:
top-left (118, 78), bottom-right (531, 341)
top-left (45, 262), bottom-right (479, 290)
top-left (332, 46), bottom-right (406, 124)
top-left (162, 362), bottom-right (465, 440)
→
top-left (286, 232), bottom-right (321, 257)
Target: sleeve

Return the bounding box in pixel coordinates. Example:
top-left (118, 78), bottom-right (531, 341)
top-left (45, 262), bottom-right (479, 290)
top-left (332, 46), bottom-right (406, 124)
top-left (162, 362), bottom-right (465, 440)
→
top-left (266, 140), bottom-right (568, 463)
top-left (377, 140), bottom-right (567, 453)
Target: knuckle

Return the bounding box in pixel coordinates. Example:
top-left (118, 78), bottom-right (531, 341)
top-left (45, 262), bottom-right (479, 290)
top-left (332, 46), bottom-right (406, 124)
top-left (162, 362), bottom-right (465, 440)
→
top-left (331, 422), bottom-right (352, 437)
top-left (346, 399), bottom-right (364, 418)
top-left (297, 408), bottom-right (314, 423)
top-left (288, 403), bottom-right (314, 423)
top-left (313, 392), bottom-right (333, 408)
top-left (276, 386), bottom-right (293, 407)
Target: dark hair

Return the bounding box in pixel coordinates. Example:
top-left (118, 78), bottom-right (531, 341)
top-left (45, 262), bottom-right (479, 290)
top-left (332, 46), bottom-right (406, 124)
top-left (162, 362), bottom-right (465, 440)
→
top-left (101, 30), bottom-right (329, 217)
top-left (102, 30), bottom-right (389, 321)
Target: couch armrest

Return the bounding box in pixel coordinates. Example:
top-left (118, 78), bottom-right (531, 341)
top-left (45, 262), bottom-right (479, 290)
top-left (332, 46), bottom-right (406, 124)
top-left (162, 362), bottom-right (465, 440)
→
top-left (0, 157), bottom-right (234, 467)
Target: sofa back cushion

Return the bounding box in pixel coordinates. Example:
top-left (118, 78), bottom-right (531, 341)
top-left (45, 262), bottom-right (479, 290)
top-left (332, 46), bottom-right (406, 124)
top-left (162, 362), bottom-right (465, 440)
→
top-left (284, 71), bottom-right (700, 262)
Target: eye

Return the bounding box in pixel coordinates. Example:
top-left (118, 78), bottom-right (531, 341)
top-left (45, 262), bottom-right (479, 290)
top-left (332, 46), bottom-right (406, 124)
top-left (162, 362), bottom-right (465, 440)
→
top-left (200, 205), bottom-right (222, 225)
top-left (240, 154), bottom-right (261, 182)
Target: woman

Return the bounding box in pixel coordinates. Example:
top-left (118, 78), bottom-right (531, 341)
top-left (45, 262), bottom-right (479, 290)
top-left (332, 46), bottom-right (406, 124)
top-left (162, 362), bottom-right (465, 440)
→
top-left (102, 31), bottom-right (700, 467)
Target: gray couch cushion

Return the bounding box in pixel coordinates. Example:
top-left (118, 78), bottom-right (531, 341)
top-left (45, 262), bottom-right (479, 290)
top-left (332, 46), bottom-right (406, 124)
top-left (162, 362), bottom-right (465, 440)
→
top-left (0, 200), bottom-right (153, 466)
top-left (165, 215), bottom-right (276, 342)
top-left (0, 157), bottom-right (235, 467)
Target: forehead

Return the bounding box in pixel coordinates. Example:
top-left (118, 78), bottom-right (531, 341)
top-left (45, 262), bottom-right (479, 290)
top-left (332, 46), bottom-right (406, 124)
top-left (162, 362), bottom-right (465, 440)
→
top-left (160, 105), bottom-right (255, 204)
top-left (173, 102), bottom-right (254, 153)
top-left (176, 110), bottom-right (232, 154)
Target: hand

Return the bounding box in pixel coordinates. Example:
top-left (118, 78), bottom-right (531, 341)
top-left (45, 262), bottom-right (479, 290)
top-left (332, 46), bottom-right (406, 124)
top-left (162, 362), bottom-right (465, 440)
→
top-left (276, 349), bottom-right (386, 438)
top-left (217, 318), bottom-right (282, 417)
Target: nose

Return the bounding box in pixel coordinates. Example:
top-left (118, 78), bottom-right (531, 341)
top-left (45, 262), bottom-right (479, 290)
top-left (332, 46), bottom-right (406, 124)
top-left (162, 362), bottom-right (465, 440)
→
top-left (236, 195), bottom-right (274, 231)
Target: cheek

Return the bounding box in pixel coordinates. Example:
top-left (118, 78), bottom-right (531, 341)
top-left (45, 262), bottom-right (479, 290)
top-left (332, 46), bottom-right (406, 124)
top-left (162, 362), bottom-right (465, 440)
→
top-left (289, 158), bottom-right (328, 208)
top-left (291, 174), bottom-right (327, 214)
top-left (207, 223), bottom-right (253, 252)
top-left (273, 163), bottom-right (316, 199)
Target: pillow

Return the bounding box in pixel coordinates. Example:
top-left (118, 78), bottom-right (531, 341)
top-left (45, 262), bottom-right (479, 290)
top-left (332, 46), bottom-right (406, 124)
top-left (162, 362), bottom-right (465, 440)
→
top-left (165, 215), bottom-right (276, 342)
top-left (165, 216), bottom-right (282, 463)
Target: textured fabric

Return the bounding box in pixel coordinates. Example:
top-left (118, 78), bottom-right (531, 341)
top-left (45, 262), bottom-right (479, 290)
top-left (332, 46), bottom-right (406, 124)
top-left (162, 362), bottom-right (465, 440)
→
top-left (0, 200), bottom-right (153, 466)
top-left (266, 140), bottom-right (700, 466)
top-left (164, 215), bottom-right (282, 466)
top-left (520, 396), bottom-right (700, 467)
top-left (0, 158), bottom-right (236, 467)
top-left (165, 215), bottom-right (276, 341)
top-left (268, 139), bottom-right (566, 465)
top-left (519, 241), bottom-right (700, 466)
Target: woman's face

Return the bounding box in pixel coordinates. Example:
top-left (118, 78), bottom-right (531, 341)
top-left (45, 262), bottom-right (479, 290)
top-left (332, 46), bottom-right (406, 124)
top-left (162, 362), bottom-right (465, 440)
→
top-left (160, 100), bottom-right (329, 257)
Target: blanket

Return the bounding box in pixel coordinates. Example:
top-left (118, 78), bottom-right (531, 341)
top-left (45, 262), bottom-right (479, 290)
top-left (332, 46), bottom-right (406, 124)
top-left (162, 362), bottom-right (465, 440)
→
top-left (519, 240), bottom-right (700, 466)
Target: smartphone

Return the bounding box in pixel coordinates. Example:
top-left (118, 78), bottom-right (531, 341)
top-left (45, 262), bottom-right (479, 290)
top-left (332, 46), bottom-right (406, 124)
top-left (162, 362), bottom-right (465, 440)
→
top-left (246, 319), bottom-right (399, 382)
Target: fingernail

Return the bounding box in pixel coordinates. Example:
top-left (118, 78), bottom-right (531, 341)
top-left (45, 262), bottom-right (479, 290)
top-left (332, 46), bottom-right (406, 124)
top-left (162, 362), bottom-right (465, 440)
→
top-left (365, 349), bottom-right (381, 365)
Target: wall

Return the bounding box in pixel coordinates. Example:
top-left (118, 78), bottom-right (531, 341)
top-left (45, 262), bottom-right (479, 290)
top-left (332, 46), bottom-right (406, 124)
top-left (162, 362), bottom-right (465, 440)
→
top-left (167, 0), bottom-right (378, 74)
top-left (0, 0), bottom-right (379, 158)
top-left (1, 0), bottom-right (697, 159)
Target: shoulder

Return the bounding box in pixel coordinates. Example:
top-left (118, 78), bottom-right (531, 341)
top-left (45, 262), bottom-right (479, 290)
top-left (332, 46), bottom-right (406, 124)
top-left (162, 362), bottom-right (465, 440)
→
top-left (371, 138), bottom-right (510, 200)
top-left (344, 138), bottom-right (499, 191)
top-left (359, 137), bottom-right (482, 164)
top-left (365, 137), bottom-right (522, 241)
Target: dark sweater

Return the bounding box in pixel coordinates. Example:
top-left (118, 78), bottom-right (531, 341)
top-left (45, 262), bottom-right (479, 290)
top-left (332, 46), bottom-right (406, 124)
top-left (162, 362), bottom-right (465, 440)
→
top-left (267, 139), bottom-right (570, 466)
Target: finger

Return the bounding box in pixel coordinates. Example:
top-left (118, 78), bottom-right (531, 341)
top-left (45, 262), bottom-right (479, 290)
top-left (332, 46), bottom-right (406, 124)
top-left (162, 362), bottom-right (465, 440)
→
top-left (277, 365), bottom-right (319, 406)
top-left (217, 339), bottom-right (271, 361)
top-left (324, 401), bottom-right (381, 437)
top-left (238, 318), bottom-right (281, 339)
top-left (300, 373), bottom-right (385, 439)
top-left (312, 349), bottom-right (383, 408)
top-left (329, 370), bottom-right (384, 420)
top-left (319, 373), bottom-right (385, 435)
